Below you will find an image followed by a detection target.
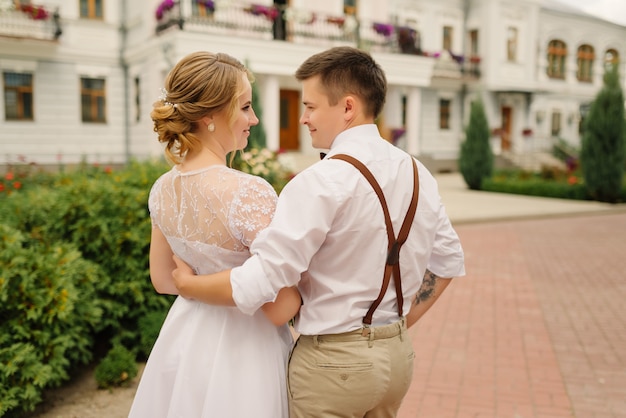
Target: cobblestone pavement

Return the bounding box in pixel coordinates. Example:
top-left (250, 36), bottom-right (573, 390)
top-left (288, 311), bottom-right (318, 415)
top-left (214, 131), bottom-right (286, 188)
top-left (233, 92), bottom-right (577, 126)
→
top-left (399, 212), bottom-right (626, 418)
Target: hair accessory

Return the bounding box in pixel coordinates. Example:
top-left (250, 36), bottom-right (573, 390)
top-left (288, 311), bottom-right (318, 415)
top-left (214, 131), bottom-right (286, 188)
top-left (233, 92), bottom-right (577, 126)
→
top-left (208, 122), bottom-right (215, 132)
top-left (159, 87), bottom-right (177, 108)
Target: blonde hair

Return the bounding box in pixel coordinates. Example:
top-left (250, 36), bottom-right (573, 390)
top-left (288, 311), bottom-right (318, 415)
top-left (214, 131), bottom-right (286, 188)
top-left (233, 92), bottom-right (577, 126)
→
top-left (151, 51), bottom-right (253, 164)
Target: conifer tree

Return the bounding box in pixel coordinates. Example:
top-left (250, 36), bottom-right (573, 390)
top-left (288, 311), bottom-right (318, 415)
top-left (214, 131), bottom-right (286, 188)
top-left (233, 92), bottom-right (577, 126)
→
top-left (459, 98), bottom-right (493, 190)
top-left (580, 66), bottom-right (625, 203)
top-left (247, 81), bottom-right (266, 149)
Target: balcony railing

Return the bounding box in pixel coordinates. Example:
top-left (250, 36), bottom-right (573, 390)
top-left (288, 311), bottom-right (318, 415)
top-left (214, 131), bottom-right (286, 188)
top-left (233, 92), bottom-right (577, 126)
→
top-left (0, 4), bottom-right (61, 41)
top-left (155, 1), bottom-right (481, 78)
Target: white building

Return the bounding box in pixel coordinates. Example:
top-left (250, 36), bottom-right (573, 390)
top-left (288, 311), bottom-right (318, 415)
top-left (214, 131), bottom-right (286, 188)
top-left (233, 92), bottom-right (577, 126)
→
top-left (1, 0), bottom-right (624, 171)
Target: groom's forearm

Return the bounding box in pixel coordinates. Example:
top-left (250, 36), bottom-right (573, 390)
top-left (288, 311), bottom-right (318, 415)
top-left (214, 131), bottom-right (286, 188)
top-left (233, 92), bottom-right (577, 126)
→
top-left (176, 270), bottom-right (236, 306)
top-left (406, 269), bottom-right (452, 327)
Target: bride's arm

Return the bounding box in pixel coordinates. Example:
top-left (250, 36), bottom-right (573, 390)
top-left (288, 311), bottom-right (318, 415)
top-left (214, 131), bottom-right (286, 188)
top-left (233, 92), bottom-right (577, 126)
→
top-left (172, 255), bottom-right (301, 325)
top-left (149, 227), bottom-right (179, 295)
top-left (261, 287), bottom-right (302, 326)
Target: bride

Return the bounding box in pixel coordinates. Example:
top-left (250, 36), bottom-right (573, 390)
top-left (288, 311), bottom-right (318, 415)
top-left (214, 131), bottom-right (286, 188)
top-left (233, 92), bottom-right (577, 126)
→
top-left (128, 51), bottom-right (300, 418)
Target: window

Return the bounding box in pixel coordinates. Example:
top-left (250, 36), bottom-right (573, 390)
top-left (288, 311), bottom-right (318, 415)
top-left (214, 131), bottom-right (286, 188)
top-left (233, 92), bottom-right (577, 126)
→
top-left (547, 40), bottom-right (567, 79)
top-left (80, 0), bottom-right (103, 19)
top-left (81, 77), bottom-right (106, 123)
top-left (469, 30), bottom-right (478, 56)
top-left (551, 111), bottom-right (561, 137)
top-left (576, 44), bottom-right (594, 82)
top-left (439, 99), bottom-right (451, 130)
top-left (604, 48), bottom-right (619, 72)
top-left (3, 72), bottom-right (33, 121)
top-left (506, 27), bottom-right (517, 62)
top-left (443, 26), bottom-right (453, 51)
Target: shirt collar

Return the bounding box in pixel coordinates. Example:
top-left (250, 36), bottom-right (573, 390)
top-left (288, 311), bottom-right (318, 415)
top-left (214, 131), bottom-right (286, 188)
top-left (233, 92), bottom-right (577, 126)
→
top-left (329, 124), bottom-right (381, 152)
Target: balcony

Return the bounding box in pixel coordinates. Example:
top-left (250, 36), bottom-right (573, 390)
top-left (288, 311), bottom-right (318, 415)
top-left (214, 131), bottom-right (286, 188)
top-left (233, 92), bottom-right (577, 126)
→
top-left (154, 1), bottom-right (480, 80)
top-left (0, 3), bottom-right (61, 41)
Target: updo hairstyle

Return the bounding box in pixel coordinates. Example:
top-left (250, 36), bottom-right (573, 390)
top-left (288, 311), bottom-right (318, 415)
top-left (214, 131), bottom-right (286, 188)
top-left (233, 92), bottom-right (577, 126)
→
top-left (151, 51), bottom-right (253, 164)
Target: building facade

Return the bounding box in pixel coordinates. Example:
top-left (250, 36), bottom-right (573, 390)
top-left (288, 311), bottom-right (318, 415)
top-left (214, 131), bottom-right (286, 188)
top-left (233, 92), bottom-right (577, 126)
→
top-left (1, 0), bottom-right (625, 170)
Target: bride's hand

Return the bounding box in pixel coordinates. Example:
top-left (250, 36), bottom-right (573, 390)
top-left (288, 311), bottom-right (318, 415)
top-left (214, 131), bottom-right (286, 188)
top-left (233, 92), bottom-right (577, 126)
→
top-left (172, 255), bottom-right (195, 298)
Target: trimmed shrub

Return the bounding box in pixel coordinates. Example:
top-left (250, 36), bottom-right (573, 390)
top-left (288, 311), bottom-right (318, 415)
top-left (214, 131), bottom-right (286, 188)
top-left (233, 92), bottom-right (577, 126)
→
top-left (459, 98), bottom-right (493, 190)
top-left (580, 66), bottom-right (625, 203)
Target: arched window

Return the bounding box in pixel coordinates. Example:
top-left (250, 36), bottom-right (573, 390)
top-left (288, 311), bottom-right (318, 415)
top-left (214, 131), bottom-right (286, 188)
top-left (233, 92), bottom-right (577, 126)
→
top-left (547, 40), bottom-right (567, 79)
top-left (604, 49), bottom-right (620, 72)
top-left (577, 44), bottom-right (594, 82)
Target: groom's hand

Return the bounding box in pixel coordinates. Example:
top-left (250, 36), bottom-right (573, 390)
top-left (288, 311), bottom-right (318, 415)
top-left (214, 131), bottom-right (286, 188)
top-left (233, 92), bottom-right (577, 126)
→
top-left (171, 256), bottom-right (236, 306)
top-left (172, 255), bottom-right (195, 299)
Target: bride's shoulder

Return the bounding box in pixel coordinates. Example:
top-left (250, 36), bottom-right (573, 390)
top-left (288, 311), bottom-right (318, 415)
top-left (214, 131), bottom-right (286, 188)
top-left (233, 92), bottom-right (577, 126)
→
top-left (224, 167), bottom-right (275, 190)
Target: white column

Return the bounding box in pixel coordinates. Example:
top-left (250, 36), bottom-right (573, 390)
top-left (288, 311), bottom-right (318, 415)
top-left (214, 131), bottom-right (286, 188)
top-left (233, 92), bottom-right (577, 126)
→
top-left (384, 86), bottom-right (403, 132)
top-left (261, 75), bottom-right (280, 151)
top-left (406, 86), bottom-right (421, 156)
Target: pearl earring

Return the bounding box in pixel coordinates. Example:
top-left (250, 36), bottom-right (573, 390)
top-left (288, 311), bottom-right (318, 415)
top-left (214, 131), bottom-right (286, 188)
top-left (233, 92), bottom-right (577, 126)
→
top-left (208, 122), bottom-right (215, 132)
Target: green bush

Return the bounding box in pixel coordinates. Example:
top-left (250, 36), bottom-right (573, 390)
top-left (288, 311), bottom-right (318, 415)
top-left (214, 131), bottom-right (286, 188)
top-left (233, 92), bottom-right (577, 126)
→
top-left (459, 98), bottom-right (493, 190)
top-left (0, 163), bottom-right (175, 350)
top-left (483, 169), bottom-right (626, 201)
top-left (94, 344), bottom-right (138, 389)
top-left (137, 310), bottom-right (168, 359)
top-left (483, 176), bottom-right (589, 200)
top-left (580, 66), bottom-right (625, 203)
top-left (0, 157), bottom-right (293, 414)
top-left (0, 224), bottom-right (105, 417)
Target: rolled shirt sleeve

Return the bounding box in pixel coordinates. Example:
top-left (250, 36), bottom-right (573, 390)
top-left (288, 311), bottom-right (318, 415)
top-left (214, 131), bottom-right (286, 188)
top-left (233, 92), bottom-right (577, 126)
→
top-left (231, 255), bottom-right (276, 315)
top-left (427, 197), bottom-right (465, 278)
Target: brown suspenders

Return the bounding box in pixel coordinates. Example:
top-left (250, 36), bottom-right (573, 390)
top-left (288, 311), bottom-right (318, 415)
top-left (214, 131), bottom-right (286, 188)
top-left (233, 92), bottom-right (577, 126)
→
top-left (329, 154), bottom-right (420, 327)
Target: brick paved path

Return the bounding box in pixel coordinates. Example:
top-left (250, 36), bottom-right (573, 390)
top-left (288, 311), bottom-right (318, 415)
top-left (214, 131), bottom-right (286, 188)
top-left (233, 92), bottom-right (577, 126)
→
top-left (398, 212), bottom-right (626, 418)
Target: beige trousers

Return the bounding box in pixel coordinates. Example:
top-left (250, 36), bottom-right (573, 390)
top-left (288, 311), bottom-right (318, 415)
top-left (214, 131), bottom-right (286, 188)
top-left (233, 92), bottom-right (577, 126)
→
top-left (287, 319), bottom-right (414, 418)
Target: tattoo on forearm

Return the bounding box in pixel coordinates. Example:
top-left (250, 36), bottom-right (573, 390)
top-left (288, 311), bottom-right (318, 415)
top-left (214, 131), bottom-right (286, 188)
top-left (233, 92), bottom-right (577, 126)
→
top-left (414, 269), bottom-right (437, 306)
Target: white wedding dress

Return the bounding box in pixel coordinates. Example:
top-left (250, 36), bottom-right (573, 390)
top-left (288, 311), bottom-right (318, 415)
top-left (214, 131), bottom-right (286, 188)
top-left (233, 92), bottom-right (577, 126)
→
top-left (129, 165), bottom-right (293, 418)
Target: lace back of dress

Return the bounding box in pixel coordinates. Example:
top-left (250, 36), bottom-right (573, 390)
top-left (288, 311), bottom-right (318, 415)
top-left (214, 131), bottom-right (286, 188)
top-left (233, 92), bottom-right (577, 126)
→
top-left (149, 166), bottom-right (277, 253)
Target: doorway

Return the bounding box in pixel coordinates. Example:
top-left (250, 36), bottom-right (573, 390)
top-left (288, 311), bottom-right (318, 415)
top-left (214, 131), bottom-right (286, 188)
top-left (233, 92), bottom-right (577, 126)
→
top-left (279, 89), bottom-right (300, 151)
top-left (500, 106), bottom-right (512, 151)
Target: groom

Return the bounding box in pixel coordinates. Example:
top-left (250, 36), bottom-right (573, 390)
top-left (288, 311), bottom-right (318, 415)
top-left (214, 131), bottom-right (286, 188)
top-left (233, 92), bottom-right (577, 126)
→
top-left (172, 46), bottom-right (465, 417)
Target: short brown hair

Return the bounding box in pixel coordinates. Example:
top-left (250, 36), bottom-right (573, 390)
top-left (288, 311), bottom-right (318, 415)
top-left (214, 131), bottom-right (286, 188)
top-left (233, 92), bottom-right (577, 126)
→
top-left (295, 46), bottom-right (387, 118)
top-left (151, 51), bottom-right (252, 164)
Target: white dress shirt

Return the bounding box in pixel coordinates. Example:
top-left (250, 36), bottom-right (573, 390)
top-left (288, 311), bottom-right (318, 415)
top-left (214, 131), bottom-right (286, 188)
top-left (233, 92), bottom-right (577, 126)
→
top-left (231, 124), bottom-right (465, 335)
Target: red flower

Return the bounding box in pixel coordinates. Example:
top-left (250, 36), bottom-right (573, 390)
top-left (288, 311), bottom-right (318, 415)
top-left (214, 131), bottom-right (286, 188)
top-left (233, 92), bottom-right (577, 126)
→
top-left (5, 172), bottom-right (14, 181)
top-left (104, 166), bottom-right (113, 174)
top-left (0, 183), bottom-right (5, 192)
top-left (13, 181), bottom-right (22, 190)
top-left (327, 16), bottom-right (345, 26)
top-left (567, 176), bottom-right (578, 185)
